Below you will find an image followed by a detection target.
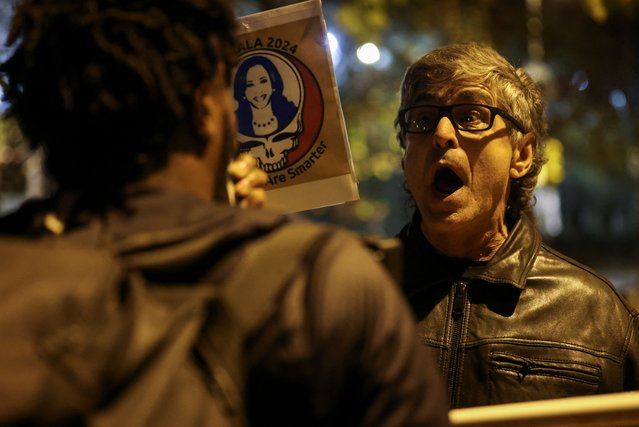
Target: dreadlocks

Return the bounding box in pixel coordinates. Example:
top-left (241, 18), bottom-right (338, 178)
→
top-left (0, 0), bottom-right (237, 196)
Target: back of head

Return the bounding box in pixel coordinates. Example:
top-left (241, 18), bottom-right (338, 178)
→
top-left (396, 42), bottom-right (548, 222)
top-left (1, 0), bottom-right (237, 201)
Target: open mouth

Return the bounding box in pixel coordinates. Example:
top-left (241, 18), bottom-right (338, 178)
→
top-left (433, 166), bottom-right (463, 196)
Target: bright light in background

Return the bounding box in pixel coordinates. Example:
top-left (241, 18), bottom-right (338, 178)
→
top-left (327, 32), bottom-right (339, 53)
top-left (0, 86), bottom-right (6, 113)
top-left (326, 31), bottom-right (342, 66)
top-left (534, 187), bottom-right (563, 237)
top-left (609, 89), bottom-right (627, 110)
top-left (571, 70), bottom-right (589, 91)
top-left (356, 42), bottom-right (380, 65)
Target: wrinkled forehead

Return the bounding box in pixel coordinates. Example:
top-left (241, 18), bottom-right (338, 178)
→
top-left (408, 81), bottom-right (498, 107)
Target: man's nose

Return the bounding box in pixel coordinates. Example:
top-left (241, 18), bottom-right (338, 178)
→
top-left (433, 115), bottom-right (459, 149)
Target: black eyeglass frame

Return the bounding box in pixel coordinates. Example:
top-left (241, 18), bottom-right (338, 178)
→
top-left (399, 103), bottom-right (529, 135)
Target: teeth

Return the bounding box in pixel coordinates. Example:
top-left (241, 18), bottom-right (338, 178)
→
top-left (263, 158), bottom-right (285, 172)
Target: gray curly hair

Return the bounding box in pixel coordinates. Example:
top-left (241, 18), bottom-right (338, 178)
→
top-left (395, 42), bottom-right (548, 224)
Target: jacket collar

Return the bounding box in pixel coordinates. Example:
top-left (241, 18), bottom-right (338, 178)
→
top-left (463, 215), bottom-right (541, 288)
top-left (399, 212), bottom-right (541, 293)
top-left (94, 186), bottom-right (289, 269)
top-left (0, 186), bottom-right (289, 274)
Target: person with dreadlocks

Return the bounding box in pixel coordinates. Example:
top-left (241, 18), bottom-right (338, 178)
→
top-left (0, 0), bottom-right (449, 426)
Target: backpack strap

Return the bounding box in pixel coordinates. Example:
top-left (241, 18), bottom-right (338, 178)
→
top-left (194, 221), bottom-right (337, 425)
top-left (225, 221), bottom-right (335, 328)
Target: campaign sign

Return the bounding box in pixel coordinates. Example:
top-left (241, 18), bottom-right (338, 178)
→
top-left (234, 0), bottom-right (358, 213)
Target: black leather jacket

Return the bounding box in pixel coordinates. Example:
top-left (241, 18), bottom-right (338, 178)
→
top-left (399, 212), bottom-right (639, 409)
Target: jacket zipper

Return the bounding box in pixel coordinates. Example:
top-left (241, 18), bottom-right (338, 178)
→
top-left (447, 280), bottom-right (467, 406)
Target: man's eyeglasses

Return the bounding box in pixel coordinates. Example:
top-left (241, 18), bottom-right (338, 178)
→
top-left (399, 103), bottom-right (528, 134)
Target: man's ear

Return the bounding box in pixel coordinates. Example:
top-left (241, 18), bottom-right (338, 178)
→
top-left (195, 67), bottom-right (238, 202)
top-left (510, 132), bottom-right (535, 179)
top-left (196, 68), bottom-right (235, 146)
top-left (198, 65), bottom-right (239, 158)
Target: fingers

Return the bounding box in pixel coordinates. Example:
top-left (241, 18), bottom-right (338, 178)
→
top-left (227, 153), bottom-right (257, 181)
top-left (238, 187), bottom-right (266, 209)
top-left (235, 168), bottom-right (266, 194)
top-left (227, 153), bottom-right (267, 209)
